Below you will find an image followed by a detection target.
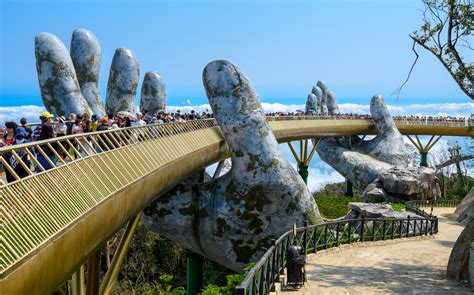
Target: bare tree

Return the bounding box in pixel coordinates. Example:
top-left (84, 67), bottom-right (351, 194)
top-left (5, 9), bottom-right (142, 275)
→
top-left (395, 0), bottom-right (473, 99)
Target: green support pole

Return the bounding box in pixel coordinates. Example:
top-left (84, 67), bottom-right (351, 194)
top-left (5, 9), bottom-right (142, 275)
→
top-left (298, 164), bottom-right (309, 184)
top-left (186, 251), bottom-right (203, 295)
top-left (420, 152), bottom-right (428, 167)
top-left (345, 179), bottom-right (353, 198)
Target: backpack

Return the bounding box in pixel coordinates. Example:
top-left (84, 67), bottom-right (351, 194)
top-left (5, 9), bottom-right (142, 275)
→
top-left (32, 125), bottom-right (43, 141)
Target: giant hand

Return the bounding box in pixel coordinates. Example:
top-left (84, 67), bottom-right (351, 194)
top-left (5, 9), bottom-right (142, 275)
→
top-left (35, 29), bottom-right (165, 117)
top-left (311, 86), bottom-right (440, 201)
top-left (142, 60), bottom-right (321, 271)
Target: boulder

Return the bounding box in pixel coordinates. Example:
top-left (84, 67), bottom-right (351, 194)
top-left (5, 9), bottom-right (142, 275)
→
top-left (453, 188), bottom-right (474, 224)
top-left (447, 218), bottom-right (474, 281)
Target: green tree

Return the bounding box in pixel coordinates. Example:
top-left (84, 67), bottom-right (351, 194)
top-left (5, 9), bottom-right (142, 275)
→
top-left (396, 0), bottom-right (473, 99)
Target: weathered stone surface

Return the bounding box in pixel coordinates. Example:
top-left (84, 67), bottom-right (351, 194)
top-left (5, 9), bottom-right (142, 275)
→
top-left (345, 202), bottom-right (423, 219)
top-left (143, 60), bottom-right (322, 271)
top-left (317, 94), bottom-right (440, 201)
top-left (105, 48), bottom-right (139, 115)
top-left (447, 218), bottom-right (474, 281)
top-left (305, 93), bottom-right (317, 114)
top-left (35, 32), bottom-right (92, 116)
top-left (348, 202), bottom-right (393, 218)
top-left (316, 81), bottom-right (340, 115)
top-left (70, 28), bottom-right (105, 116)
top-left (140, 71), bottom-right (166, 114)
top-left (453, 188), bottom-right (474, 224)
top-left (311, 86), bottom-right (323, 114)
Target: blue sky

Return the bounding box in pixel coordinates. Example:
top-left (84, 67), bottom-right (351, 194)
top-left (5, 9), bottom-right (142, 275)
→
top-left (1, 0), bottom-right (472, 107)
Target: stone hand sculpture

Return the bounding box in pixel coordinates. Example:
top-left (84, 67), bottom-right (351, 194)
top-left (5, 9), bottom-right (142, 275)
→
top-left (143, 60), bottom-right (321, 271)
top-left (140, 71), bottom-right (167, 115)
top-left (35, 29), bottom-right (146, 117)
top-left (306, 81), bottom-right (339, 115)
top-left (316, 94), bottom-right (440, 201)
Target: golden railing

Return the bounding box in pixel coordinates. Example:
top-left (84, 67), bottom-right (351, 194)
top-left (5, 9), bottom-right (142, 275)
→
top-left (0, 119), bottom-right (218, 274)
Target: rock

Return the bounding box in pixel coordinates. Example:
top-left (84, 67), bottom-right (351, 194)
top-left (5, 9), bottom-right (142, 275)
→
top-left (453, 188), bottom-right (474, 224)
top-left (70, 28), bottom-right (106, 116)
top-left (105, 48), bottom-right (140, 115)
top-left (348, 202), bottom-right (393, 218)
top-left (345, 202), bottom-right (423, 219)
top-left (317, 94), bottom-right (440, 201)
top-left (447, 218), bottom-right (474, 281)
top-left (143, 60), bottom-right (322, 272)
top-left (140, 71), bottom-right (166, 114)
top-left (362, 182), bottom-right (386, 202)
top-left (35, 32), bottom-right (92, 116)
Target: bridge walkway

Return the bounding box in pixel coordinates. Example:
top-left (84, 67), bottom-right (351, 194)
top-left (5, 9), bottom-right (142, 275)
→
top-left (286, 208), bottom-right (471, 294)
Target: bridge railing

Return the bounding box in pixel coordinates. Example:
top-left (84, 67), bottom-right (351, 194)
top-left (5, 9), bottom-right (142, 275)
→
top-left (235, 199), bottom-right (460, 295)
top-left (0, 119), bottom-right (218, 182)
top-left (265, 115), bottom-right (471, 127)
top-left (0, 118), bottom-right (219, 273)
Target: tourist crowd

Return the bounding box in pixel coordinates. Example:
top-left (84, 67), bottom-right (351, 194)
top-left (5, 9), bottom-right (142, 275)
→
top-left (0, 110), bottom-right (214, 183)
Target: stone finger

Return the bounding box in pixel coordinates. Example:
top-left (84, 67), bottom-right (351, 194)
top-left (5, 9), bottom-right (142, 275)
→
top-left (35, 32), bottom-right (92, 116)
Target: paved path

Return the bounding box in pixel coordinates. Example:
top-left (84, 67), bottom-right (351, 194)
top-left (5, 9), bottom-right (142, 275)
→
top-left (284, 208), bottom-right (471, 294)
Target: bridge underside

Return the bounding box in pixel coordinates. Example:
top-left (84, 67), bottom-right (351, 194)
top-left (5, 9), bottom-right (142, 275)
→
top-left (0, 119), bottom-right (471, 294)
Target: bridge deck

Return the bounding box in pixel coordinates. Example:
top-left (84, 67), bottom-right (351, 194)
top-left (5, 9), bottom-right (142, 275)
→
top-left (0, 117), bottom-right (472, 294)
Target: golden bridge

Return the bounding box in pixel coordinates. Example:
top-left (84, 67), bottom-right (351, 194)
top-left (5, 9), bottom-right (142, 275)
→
top-left (0, 116), bottom-right (471, 294)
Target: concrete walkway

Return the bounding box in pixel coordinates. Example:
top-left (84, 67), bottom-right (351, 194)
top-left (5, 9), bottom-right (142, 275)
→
top-left (283, 208), bottom-right (471, 294)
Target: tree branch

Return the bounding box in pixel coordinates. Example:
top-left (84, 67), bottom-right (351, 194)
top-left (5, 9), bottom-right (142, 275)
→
top-left (392, 39), bottom-right (420, 98)
top-left (411, 35), bottom-right (473, 99)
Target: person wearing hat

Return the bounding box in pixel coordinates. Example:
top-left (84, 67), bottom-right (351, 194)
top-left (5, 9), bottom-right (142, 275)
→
top-left (8, 127), bottom-right (32, 181)
top-left (97, 117), bottom-right (109, 132)
top-left (54, 116), bottom-right (67, 137)
top-left (32, 111), bottom-right (54, 141)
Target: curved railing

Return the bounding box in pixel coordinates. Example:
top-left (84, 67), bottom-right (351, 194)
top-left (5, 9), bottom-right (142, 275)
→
top-left (235, 199), bottom-right (460, 294)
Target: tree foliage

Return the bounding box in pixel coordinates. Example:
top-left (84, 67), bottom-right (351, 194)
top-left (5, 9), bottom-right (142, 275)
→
top-left (396, 0), bottom-right (473, 99)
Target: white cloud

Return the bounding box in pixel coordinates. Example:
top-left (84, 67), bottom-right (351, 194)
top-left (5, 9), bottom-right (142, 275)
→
top-left (0, 105), bottom-right (45, 125)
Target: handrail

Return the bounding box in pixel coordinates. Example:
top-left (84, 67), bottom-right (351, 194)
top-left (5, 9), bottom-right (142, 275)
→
top-left (235, 199), bottom-right (461, 294)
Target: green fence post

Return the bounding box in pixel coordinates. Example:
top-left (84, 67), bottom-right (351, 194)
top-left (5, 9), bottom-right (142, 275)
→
top-left (186, 251), bottom-right (203, 295)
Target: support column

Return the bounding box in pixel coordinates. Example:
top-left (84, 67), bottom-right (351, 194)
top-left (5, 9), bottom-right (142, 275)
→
top-left (287, 139), bottom-right (321, 185)
top-left (186, 251), bottom-right (203, 295)
top-left (298, 164), bottom-right (309, 184)
top-left (420, 152), bottom-right (428, 167)
top-left (71, 265), bottom-right (85, 295)
top-left (99, 211), bottom-right (143, 295)
top-left (345, 179), bottom-right (353, 197)
top-left (405, 135), bottom-right (442, 168)
top-left (86, 250), bottom-right (101, 295)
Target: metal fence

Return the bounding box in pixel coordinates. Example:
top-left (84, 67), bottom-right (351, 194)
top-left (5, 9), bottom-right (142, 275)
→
top-left (235, 199), bottom-right (460, 295)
